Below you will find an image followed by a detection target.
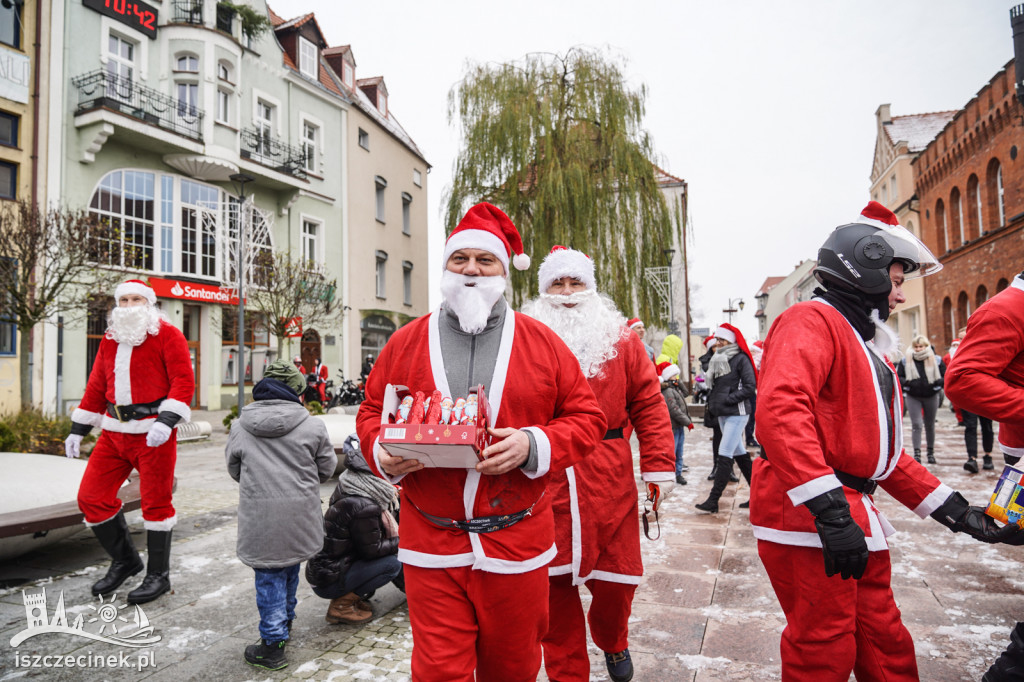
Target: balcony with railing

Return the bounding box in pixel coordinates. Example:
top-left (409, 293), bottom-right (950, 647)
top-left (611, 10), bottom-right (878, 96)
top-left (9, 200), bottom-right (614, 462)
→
top-left (71, 70), bottom-right (204, 142)
top-left (240, 127), bottom-right (308, 179)
top-left (171, 0), bottom-right (204, 25)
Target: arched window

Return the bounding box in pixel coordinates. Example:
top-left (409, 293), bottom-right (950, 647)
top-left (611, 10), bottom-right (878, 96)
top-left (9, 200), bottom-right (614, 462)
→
top-left (89, 170), bottom-right (156, 270)
top-left (935, 199), bottom-right (948, 252)
top-left (175, 55), bottom-right (199, 73)
top-left (976, 284), bottom-right (988, 308)
top-left (987, 159), bottom-right (1005, 228)
top-left (950, 187), bottom-right (964, 246)
top-left (966, 174), bottom-right (982, 238)
top-left (997, 278), bottom-right (1010, 293)
top-left (956, 291), bottom-right (970, 334)
top-left (942, 296), bottom-right (954, 348)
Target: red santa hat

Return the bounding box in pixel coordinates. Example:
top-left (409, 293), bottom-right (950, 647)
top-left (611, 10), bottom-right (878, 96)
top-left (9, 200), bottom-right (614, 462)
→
top-left (537, 245), bottom-right (595, 293)
top-left (854, 200), bottom-right (900, 229)
top-left (715, 322), bottom-right (758, 381)
top-left (442, 202), bottom-right (530, 275)
top-left (703, 334), bottom-right (717, 351)
top-left (656, 360), bottom-right (680, 382)
top-left (115, 279), bottom-right (156, 306)
top-left (627, 317), bottom-right (644, 329)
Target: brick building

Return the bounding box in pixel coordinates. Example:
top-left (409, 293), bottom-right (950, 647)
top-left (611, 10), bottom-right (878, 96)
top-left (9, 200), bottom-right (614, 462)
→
top-left (915, 59), bottom-right (1024, 353)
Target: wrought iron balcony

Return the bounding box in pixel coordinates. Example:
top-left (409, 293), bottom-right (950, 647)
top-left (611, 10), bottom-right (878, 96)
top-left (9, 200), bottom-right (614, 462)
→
top-left (71, 70), bottom-right (204, 142)
top-left (240, 126), bottom-right (308, 179)
top-left (171, 0), bottom-right (203, 25)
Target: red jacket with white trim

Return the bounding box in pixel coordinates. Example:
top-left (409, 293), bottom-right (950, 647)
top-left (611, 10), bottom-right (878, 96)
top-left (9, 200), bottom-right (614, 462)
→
top-left (356, 308), bottom-right (606, 573)
top-left (945, 276), bottom-right (1024, 458)
top-left (72, 320), bottom-right (194, 434)
top-left (750, 300), bottom-right (951, 551)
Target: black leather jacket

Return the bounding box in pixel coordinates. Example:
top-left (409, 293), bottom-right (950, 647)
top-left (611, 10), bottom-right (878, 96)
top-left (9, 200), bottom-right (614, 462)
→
top-left (706, 353), bottom-right (757, 418)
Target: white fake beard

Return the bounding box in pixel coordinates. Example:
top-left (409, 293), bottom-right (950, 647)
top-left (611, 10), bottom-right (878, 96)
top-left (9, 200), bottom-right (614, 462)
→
top-left (522, 289), bottom-right (626, 378)
top-left (440, 271), bottom-right (507, 334)
top-left (869, 309), bottom-right (902, 362)
top-left (106, 304), bottom-right (166, 346)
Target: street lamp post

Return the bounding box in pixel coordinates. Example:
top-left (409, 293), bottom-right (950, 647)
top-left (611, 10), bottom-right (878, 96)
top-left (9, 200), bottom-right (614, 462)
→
top-left (664, 248), bottom-right (678, 334)
top-left (230, 172), bottom-right (255, 412)
top-left (723, 297), bottom-right (745, 324)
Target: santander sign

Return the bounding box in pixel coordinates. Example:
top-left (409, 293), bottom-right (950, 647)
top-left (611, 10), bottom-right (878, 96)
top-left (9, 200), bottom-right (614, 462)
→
top-left (148, 277), bottom-right (241, 305)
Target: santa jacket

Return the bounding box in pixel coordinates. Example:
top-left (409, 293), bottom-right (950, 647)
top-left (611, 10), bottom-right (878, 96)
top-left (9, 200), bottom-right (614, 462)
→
top-left (750, 300), bottom-right (953, 551)
top-left (356, 308), bottom-right (606, 574)
top-left (72, 320), bottom-right (194, 434)
top-left (945, 275), bottom-right (1024, 459)
top-left (548, 330), bottom-right (674, 585)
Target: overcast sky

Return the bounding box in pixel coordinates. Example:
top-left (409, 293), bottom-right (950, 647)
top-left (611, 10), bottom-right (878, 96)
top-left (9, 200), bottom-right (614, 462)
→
top-left (302, 0), bottom-right (1018, 341)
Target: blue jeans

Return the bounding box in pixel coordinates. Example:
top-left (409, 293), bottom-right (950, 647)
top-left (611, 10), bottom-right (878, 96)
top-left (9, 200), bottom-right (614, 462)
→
top-left (672, 426), bottom-right (687, 474)
top-left (253, 564), bottom-right (300, 643)
top-left (718, 415), bottom-right (749, 458)
top-left (311, 555), bottom-right (403, 601)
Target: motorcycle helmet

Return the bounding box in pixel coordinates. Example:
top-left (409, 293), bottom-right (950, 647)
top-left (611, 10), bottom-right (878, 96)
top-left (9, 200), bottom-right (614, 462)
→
top-left (814, 201), bottom-right (941, 296)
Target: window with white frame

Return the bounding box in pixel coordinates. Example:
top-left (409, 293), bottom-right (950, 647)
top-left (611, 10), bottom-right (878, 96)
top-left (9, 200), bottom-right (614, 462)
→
top-left (358, 128), bottom-right (369, 150)
top-left (218, 62), bottom-right (232, 82)
top-left (299, 37), bottom-right (318, 79)
top-left (403, 260), bottom-right (413, 306)
top-left (413, 169), bottom-right (422, 187)
top-left (343, 61), bottom-right (354, 87)
top-left (89, 170), bottom-right (156, 271)
top-left (302, 219), bottom-right (320, 263)
top-left (177, 82), bottom-right (198, 116)
top-left (302, 121), bottom-right (318, 173)
top-left (217, 89), bottom-right (230, 124)
top-left (375, 176), bottom-right (387, 223)
top-left (377, 92), bottom-right (387, 116)
top-left (175, 55), bottom-right (198, 73)
top-left (375, 250), bottom-right (387, 298)
top-left (256, 100), bottom-right (274, 157)
top-left (401, 192), bottom-right (411, 235)
top-left (106, 34), bottom-right (136, 100)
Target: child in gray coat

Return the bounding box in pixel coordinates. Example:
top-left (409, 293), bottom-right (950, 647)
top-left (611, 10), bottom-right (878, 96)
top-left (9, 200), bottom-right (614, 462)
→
top-left (226, 359), bottom-right (337, 671)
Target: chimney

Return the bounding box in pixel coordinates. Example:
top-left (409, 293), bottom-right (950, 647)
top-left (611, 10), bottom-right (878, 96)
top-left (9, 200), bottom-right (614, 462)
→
top-left (1011, 5), bottom-right (1024, 107)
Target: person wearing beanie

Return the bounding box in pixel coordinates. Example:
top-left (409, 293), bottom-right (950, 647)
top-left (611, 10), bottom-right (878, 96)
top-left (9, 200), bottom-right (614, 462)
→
top-left (694, 323), bottom-right (757, 513)
top-left (944, 268), bottom-right (1024, 680)
top-left (896, 335), bottom-right (945, 465)
top-left (64, 280), bottom-right (194, 606)
top-left (627, 317), bottom-right (656, 361)
top-left (522, 246), bottom-right (675, 682)
top-left (749, 202), bottom-right (1007, 680)
top-left (657, 360), bottom-right (693, 484)
top-left (357, 204), bottom-right (606, 682)
top-left (227, 359), bottom-right (337, 670)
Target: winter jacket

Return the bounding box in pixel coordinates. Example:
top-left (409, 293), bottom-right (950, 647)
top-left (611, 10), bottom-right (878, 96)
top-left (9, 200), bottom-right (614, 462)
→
top-left (305, 449), bottom-right (399, 589)
top-left (659, 334), bottom-right (684, 365)
top-left (897, 357), bottom-right (945, 399)
top-left (707, 353), bottom-right (757, 418)
top-left (226, 399), bottom-right (337, 569)
top-left (661, 380), bottom-right (692, 429)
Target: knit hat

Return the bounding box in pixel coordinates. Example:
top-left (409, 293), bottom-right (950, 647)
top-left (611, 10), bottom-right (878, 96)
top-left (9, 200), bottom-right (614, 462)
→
top-left (538, 245), bottom-right (595, 293)
top-left (656, 361), bottom-right (680, 382)
top-left (442, 202), bottom-right (530, 275)
top-left (115, 279), bottom-right (156, 306)
top-left (263, 359), bottom-right (306, 396)
top-left (627, 318), bottom-right (644, 329)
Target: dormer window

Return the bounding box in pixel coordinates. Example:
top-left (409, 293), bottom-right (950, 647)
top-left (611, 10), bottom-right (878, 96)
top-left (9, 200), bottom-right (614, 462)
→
top-left (298, 37), bottom-right (317, 80)
top-left (377, 92), bottom-right (387, 117)
top-left (343, 61), bottom-right (354, 87)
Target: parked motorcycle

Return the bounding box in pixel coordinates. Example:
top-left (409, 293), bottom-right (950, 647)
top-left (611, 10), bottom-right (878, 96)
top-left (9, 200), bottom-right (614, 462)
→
top-left (326, 372), bottom-right (364, 408)
top-left (302, 372), bottom-right (334, 406)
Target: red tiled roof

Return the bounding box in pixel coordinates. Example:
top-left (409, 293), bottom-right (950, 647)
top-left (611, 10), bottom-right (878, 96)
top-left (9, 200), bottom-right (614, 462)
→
top-left (755, 276), bottom-right (785, 297)
top-left (885, 111), bottom-right (957, 152)
top-left (653, 164), bottom-right (685, 187)
top-left (268, 7), bottom-right (285, 26)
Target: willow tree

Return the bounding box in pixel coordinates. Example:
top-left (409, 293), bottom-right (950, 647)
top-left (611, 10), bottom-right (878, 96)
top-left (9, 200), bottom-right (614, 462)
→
top-left (445, 47), bottom-right (678, 319)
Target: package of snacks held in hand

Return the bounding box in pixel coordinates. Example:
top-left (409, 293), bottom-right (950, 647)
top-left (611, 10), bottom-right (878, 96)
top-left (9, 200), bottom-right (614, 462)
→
top-left (378, 383), bottom-right (492, 468)
top-left (985, 464), bottom-right (1024, 527)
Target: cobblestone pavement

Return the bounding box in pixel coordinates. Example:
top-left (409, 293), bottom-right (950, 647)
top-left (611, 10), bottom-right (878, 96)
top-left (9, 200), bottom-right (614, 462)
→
top-left (1, 405), bottom-right (1021, 681)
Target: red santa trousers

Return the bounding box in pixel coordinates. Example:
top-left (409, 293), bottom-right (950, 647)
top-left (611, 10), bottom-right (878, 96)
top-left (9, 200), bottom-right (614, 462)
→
top-left (77, 430), bottom-right (177, 525)
top-left (403, 563), bottom-right (549, 682)
top-left (543, 574), bottom-right (636, 681)
top-left (758, 541), bottom-right (918, 682)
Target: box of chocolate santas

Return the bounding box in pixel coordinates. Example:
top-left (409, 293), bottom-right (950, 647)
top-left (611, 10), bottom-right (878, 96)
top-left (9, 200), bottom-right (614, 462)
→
top-left (378, 383), bottom-right (492, 468)
top-left (985, 464), bottom-right (1024, 527)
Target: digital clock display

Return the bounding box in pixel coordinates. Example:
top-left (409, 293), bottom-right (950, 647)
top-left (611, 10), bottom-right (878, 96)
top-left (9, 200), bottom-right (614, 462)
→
top-left (83, 0), bottom-right (160, 39)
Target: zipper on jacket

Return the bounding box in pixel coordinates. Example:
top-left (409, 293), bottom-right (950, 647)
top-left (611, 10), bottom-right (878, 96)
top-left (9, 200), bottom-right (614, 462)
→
top-left (468, 335), bottom-right (476, 392)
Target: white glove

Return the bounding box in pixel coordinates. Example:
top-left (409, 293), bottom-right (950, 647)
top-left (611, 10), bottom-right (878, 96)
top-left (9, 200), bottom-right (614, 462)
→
top-left (649, 480), bottom-right (676, 508)
top-left (65, 434), bottom-right (83, 459)
top-left (146, 422), bottom-right (172, 448)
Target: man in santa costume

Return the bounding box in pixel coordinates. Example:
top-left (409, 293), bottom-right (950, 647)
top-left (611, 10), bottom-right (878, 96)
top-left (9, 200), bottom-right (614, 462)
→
top-left (356, 203), bottom-right (606, 682)
top-left (944, 269), bottom-right (1024, 681)
top-left (64, 279), bottom-right (194, 604)
top-left (750, 202), bottom-right (1004, 680)
top-left (626, 317), bottom-right (656, 362)
top-left (522, 246), bottom-right (675, 682)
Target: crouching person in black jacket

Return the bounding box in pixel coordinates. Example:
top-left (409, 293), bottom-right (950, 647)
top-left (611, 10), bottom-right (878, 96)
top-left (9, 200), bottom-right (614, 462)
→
top-left (306, 445), bottom-right (403, 624)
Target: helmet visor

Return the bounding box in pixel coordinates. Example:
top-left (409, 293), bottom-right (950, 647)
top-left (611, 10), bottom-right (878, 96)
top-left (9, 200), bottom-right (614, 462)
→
top-left (878, 224), bottom-right (942, 279)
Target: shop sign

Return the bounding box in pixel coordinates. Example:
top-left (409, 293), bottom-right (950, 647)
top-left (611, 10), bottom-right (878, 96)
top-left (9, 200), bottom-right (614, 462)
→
top-left (149, 277), bottom-right (240, 305)
top-left (283, 317), bottom-right (303, 338)
top-left (360, 315), bottom-right (396, 334)
top-left (0, 48), bottom-right (29, 104)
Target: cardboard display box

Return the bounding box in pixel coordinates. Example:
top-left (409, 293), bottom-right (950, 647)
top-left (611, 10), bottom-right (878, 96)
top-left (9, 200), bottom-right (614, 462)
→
top-left (378, 384), bottom-right (492, 468)
top-left (986, 464), bottom-right (1024, 527)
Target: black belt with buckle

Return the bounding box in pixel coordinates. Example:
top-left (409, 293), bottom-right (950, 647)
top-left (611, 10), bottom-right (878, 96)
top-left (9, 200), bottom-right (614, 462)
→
top-left (107, 398), bottom-right (165, 423)
top-left (834, 469), bottom-right (878, 495)
top-left (603, 428), bottom-right (624, 440)
top-left (412, 492), bottom-right (545, 534)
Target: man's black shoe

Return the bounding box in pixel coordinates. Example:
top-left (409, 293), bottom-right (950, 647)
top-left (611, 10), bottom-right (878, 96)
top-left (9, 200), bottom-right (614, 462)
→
top-left (244, 638), bottom-right (288, 671)
top-left (604, 648), bottom-right (633, 682)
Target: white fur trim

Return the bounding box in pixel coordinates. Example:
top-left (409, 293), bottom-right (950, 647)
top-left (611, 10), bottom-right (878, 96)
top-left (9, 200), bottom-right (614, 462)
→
top-left (84, 505), bottom-right (124, 527)
top-left (115, 280), bottom-right (157, 305)
top-left (628, 319), bottom-right (644, 329)
top-left (538, 248), bottom-right (596, 293)
top-left (912, 483), bottom-right (955, 519)
top-left (567, 467), bottom-right (584, 583)
top-left (577, 569), bottom-right (643, 585)
top-left (520, 427), bottom-right (551, 479)
top-left (1011, 275), bottom-right (1024, 292)
top-left (660, 364), bottom-right (680, 382)
top-left (143, 515), bottom-right (177, 531)
top-left (100, 415), bottom-right (158, 433)
top-left (114, 344), bottom-right (134, 405)
top-left (374, 437), bottom-right (409, 484)
top-left (855, 216), bottom-right (893, 230)
top-left (714, 326), bottom-right (736, 343)
top-left (641, 471), bottom-right (675, 482)
top-left (398, 548), bottom-right (476, 568)
top-left (786, 474), bottom-right (843, 507)
top-left (548, 563), bottom-right (572, 576)
top-left (71, 407), bottom-right (104, 427)
top-left (442, 230), bottom-right (510, 274)
top-left (472, 544), bottom-right (557, 574)
top-left (752, 522), bottom-right (891, 551)
top-left (158, 398), bottom-right (192, 423)
top-left (1001, 442), bottom-right (1024, 458)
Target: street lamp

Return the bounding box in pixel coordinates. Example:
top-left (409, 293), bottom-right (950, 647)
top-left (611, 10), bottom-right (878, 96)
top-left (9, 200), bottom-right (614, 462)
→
top-left (664, 248), bottom-right (678, 334)
top-left (723, 297), bottom-right (745, 324)
top-left (229, 172), bottom-right (255, 412)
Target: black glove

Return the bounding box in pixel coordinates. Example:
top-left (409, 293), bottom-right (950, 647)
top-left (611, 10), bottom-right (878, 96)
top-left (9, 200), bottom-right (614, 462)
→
top-left (930, 491), bottom-right (1003, 543)
top-left (804, 488), bottom-right (869, 580)
top-left (989, 523), bottom-right (1024, 546)
top-left (1006, 453), bottom-right (1021, 466)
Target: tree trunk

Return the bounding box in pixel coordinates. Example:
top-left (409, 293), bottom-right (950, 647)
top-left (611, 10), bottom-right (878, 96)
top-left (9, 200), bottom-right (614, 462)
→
top-left (18, 326), bottom-right (31, 411)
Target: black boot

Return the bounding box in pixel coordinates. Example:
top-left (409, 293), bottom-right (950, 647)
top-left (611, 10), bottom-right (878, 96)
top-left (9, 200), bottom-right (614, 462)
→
top-left (983, 622), bottom-right (1024, 682)
top-left (696, 457), bottom-right (732, 513)
top-left (90, 511), bottom-right (144, 596)
top-left (964, 457), bottom-right (979, 474)
top-left (914, 449), bottom-right (922, 463)
top-left (707, 456), bottom-right (717, 481)
top-left (927, 449), bottom-right (936, 464)
top-left (244, 638), bottom-right (288, 671)
top-left (735, 453), bottom-right (753, 509)
top-left (984, 454), bottom-right (995, 471)
top-left (127, 530), bottom-right (172, 604)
